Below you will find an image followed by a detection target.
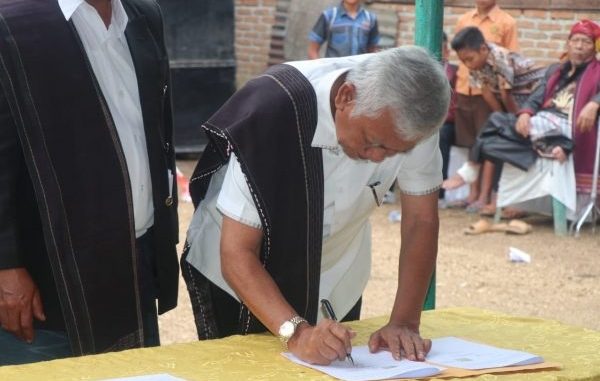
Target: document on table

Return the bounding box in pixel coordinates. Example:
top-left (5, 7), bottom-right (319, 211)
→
top-left (427, 336), bottom-right (543, 370)
top-left (100, 374), bottom-right (186, 381)
top-left (283, 337), bottom-right (543, 381)
top-left (282, 346), bottom-right (444, 381)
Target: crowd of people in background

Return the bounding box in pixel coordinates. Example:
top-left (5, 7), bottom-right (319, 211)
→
top-left (309, 0), bottom-right (600, 229)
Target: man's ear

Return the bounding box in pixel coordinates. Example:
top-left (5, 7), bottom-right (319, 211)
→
top-left (334, 82), bottom-right (356, 111)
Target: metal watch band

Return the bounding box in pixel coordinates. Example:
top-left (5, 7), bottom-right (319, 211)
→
top-left (279, 316), bottom-right (308, 350)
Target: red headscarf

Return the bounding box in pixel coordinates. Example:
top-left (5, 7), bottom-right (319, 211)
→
top-left (569, 19), bottom-right (600, 52)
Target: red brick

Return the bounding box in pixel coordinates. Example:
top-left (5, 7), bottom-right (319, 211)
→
top-left (523, 10), bottom-right (549, 18)
top-left (523, 31), bottom-right (549, 39)
top-left (552, 10), bottom-right (575, 20)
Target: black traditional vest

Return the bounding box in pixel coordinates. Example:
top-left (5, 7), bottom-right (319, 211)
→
top-left (190, 64), bottom-right (325, 332)
top-left (0, 0), bottom-right (155, 354)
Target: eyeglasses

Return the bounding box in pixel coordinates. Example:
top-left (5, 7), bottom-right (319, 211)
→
top-left (569, 37), bottom-right (594, 46)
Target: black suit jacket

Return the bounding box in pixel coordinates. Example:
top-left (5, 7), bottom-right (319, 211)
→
top-left (0, 0), bottom-right (178, 351)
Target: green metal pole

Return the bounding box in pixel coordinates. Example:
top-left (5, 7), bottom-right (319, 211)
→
top-left (552, 197), bottom-right (568, 236)
top-left (414, 0), bottom-right (444, 311)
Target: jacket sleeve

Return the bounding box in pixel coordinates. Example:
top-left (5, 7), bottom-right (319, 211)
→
top-left (0, 87), bottom-right (23, 269)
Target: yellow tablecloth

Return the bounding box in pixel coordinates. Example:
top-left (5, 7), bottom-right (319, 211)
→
top-left (1, 307), bottom-right (599, 381)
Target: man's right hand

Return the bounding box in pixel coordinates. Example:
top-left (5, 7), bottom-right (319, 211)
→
top-left (0, 268), bottom-right (45, 342)
top-left (287, 319), bottom-right (356, 365)
top-left (515, 113), bottom-right (532, 138)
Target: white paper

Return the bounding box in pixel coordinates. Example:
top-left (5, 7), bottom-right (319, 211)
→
top-left (426, 337), bottom-right (543, 370)
top-left (282, 346), bottom-right (444, 381)
top-left (508, 247), bottom-right (532, 263)
top-left (100, 374), bottom-right (186, 381)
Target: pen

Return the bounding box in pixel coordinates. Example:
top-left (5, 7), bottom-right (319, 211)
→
top-left (320, 299), bottom-right (355, 366)
top-left (368, 181), bottom-right (381, 207)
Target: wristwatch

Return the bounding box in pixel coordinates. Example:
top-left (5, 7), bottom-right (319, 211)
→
top-left (277, 316), bottom-right (308, 349)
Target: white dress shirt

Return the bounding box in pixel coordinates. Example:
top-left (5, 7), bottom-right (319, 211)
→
top-left (58, 0), bottom-right (154, 238)
top-left (186, 54), bottom-right (442, 320)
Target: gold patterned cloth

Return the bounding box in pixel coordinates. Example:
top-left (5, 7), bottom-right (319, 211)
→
top-left (1, 307), bottom-right (599, 381)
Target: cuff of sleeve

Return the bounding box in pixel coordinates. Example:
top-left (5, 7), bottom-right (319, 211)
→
top-left (216, 204), bottom-right (262, 230)
top-left (398, 184), bottom-right (441, 196)
top-left (0, 255), bottom-right (24, 270)
top-left (308, 32), bottom-right (324, 44)
top-left (517, 108), bottom-right (534, 116)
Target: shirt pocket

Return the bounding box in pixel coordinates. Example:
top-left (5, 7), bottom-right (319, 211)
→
top-left (330, 25), bottom-right (349, 45)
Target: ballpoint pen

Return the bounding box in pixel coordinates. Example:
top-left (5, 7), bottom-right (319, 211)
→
top-left (368, 181), bottom-right (381, 207)
top-left (320, 298), bottom-right (355, 366)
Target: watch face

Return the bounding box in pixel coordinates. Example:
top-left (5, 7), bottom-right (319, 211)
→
top-left (279, 321), bottom-right (295, 338)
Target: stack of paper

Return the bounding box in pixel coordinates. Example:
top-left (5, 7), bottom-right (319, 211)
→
top-left (282, 347), bottom-right (443, 381)
top-left (426, 337), bottom-right (543, 370)
top-left (283, 336), bottom-right (545, 381)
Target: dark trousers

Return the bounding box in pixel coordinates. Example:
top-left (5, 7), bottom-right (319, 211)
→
top-left (439, 122), bottom-right (455, 199)
top-left (0, 229), bottom-right (160, 365)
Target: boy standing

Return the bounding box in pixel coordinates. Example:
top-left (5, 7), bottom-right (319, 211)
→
top-left (308, 0), bottom-right (379, 59)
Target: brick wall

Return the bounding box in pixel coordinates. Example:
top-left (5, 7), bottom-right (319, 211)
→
top-left (235, 0), bottom-right (277, 85)
top-left (234, 1), bottom-right (600, 85)
top-left (371, 3), bottom-right (599, 66)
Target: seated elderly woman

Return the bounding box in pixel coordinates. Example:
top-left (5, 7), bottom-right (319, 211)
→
top-left (444, 19), bottom-right (600, 220)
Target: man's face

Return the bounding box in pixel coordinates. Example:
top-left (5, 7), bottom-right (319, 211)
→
top-left (457, 46), bottom-right (488, 71)
top-left (567, 33), bottom-right (596, 66)
top-left (333, 84), bottom-right (418, 163)
top-left (343, 0), bottom-right (361, 6)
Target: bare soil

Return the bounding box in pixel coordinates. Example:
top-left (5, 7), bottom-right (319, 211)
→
top-left (158, 160), bottom-right (600, 345)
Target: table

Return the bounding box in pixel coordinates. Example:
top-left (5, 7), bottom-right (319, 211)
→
top-left (1, 307), bottom-right (599, 380)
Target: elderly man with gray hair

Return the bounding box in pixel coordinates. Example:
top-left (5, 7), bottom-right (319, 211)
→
top-left (182, 46), bottom-right (451, 365)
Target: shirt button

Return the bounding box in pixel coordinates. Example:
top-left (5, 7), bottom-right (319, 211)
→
top-left (165, 196), bottom-right (174, 207)
top-left (164, 142), bottom-right (170, 154)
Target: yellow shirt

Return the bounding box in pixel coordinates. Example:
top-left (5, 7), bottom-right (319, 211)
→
top-left (454, 5), bottom-right (519, 95)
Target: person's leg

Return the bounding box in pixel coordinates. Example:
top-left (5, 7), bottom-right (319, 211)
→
top-left (477, 160), bottom-right (496, 206)
top-left (454, 94), bottom-right (483, 204)
top-left (468, 95), bottom-right (493, 206)
top-left (137, 228), bottom-right (161, 347)
top-left (0, 329), bottom-right (71, 365)
top-left (439, 122), bottom-right (455, 199)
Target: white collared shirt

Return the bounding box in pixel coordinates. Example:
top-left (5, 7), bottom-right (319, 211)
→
top-left (58, 0), bottom-right (154, 237)
top-left (186, 55), bottom-right (442, 320)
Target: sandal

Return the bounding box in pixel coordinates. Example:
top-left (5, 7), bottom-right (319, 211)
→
top-left (464, 219), bottom-right (492, 235)
top-left (504, 219), bottom-right (533, 235)
top-left (464, 219), bottom-right (509, 235)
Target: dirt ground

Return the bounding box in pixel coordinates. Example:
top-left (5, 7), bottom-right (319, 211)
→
top-left (158, 160), bottom-right (600, 345)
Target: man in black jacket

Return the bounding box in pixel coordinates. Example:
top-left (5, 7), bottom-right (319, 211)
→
top-left (0, 0), bottom-right (179, 365)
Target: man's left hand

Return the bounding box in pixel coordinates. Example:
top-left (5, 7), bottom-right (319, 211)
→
top-left (368, 322), bottom-right (432, 361)
top-left (576, 101), bottom-right (599, 132)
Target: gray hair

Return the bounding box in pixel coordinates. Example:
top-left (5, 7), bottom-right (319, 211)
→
top-left (346, 46), bottom-right (451, 140)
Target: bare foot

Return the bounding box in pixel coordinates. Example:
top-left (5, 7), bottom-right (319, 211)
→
top-left (442, 174), bottom-right (466, 190)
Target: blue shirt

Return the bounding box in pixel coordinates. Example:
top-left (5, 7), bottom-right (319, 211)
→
top-left (309, 3), bottom-right (379, 58)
